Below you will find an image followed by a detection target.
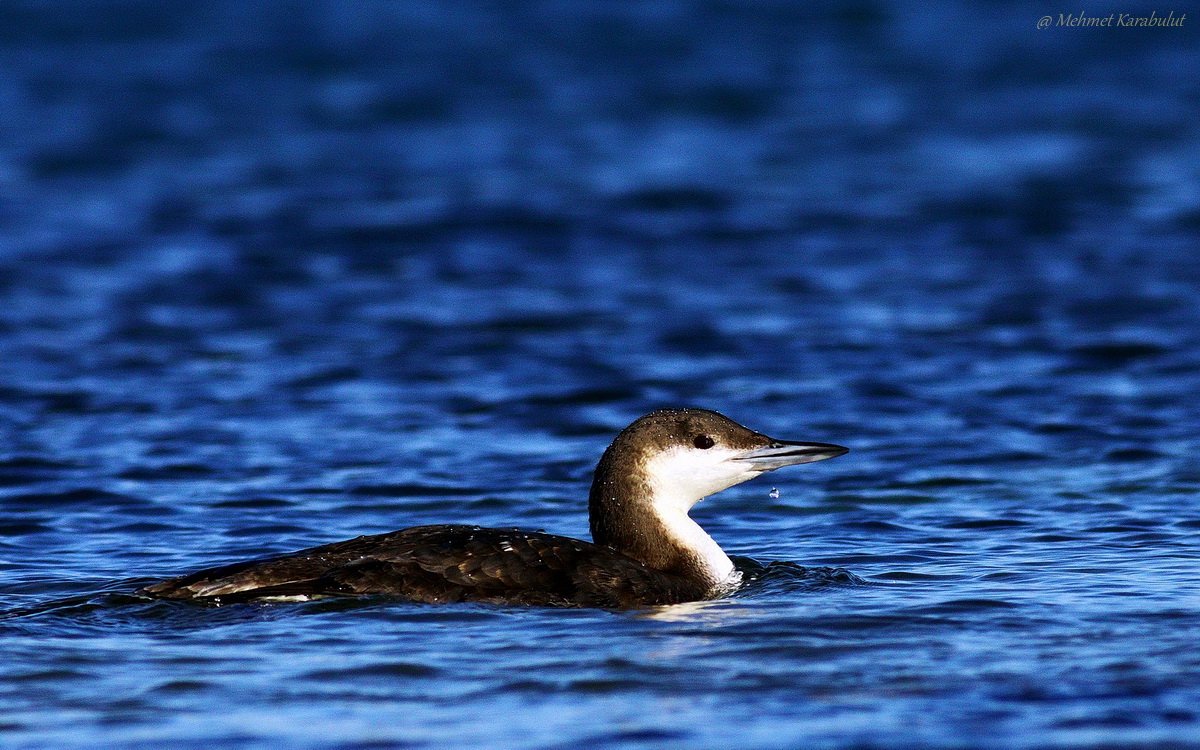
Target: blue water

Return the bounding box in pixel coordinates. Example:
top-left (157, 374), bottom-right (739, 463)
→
top-left (3, 1), bottom-right (1200, 748)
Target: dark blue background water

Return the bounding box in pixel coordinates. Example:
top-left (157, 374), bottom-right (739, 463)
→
top-left (2, 1), bottom-right (1200, 747)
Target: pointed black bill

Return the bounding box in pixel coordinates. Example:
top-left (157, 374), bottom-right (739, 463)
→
top-left (732, 440), bottom-right (849, 470)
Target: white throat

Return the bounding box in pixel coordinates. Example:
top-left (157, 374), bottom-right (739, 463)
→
top-left (651, 504), bottom-right (738, 588)
top-left (642, 446), bottom-right (761, 589)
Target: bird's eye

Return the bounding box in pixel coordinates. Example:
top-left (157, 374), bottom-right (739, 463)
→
top-left (693, 435), bottom-right (715, 449)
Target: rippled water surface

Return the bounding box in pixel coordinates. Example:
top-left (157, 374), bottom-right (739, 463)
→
top-left (3, 1), bottom-right (1200, 748)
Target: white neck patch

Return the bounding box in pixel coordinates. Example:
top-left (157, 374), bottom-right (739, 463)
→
top-left (640, 446), bottom-right (761, 587)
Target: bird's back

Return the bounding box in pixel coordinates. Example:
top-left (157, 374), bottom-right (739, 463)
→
top-left (139, 525), bottom-right (711, 608)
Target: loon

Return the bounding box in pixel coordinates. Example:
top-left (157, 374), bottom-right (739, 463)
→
top-left (139, 408), bottom-right (847, 608)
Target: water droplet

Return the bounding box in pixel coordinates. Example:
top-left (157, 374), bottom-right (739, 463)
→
top-left (769, 487), bottom-right (780, 499)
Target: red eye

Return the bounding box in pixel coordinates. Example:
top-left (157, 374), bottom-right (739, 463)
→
top-left (693, 435), bottom-right (715, 449)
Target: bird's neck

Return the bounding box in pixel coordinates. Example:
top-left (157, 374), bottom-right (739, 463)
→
top-left (589, 455), bottom-right (736, 589)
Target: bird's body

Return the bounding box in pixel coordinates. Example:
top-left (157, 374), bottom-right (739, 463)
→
top-left (140, 408), bottom-right (847, 608)
top-left (140, 525), bottom-right (712, 608)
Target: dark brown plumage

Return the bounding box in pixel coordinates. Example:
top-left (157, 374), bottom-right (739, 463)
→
top-left (139, 408), bottom-right (847, 608)
top-left (139, 525), bottom-right (710, 608)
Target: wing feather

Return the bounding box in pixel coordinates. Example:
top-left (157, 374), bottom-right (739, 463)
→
top-left (140, 524), bottom-right (709, 607)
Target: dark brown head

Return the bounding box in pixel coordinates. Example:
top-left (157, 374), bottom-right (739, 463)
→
top-left (588, 408), bottom-right (847, 574)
